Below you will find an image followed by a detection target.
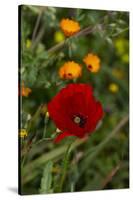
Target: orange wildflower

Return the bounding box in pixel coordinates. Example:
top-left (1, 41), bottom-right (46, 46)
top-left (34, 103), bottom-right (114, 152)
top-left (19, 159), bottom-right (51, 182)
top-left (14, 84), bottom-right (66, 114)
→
top-left (59, 61), bottom-right (82, 79)
top-left (21, 83), bottom-right (32, 97)
top-left (60, 18), bottom-right (80, 37)
top-left (83, 53), bottom-right (101, 73)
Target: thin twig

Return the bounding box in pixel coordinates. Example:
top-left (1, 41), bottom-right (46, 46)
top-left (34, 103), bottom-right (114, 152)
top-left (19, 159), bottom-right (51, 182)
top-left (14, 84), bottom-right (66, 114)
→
top-left (47, 12), bottom-right (111, 55)
top-left (31, 7), bottom-right (46, 50)
top-left (100, 162), bottom-right (122, 189)
top-left (32, 8), bottom-right (45, 42)
top-left (84, 115), bottom-right (129, 160)
top-left (47, 25), bottom-right (97, 54)
top-left (78, 115), bottom-right (129, 177)
top-left (31, 26), bottom-right (45, 50)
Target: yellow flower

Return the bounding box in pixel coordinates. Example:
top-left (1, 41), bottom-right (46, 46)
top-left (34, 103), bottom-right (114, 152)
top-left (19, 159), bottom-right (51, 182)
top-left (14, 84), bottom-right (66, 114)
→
top-left (59, 61), bottom-right (82, 79)
top-left (19, 129), bottom-right (28, 138)
top-left (83, 53), bottom-right (101, 73)
top-left (60, 18), bottom-right (80, 37)
top-left (108, 83), bottom-right (119, 93)
top-left (115, 38), bottom-right (128, 56)
top-left (54, 31), bottom-right (65, 43)
top-left (21, 83), bottom-right (32, 97)
top-left (121, 54), bottom-right (129, 63)
top-left (114, 38), bottom-right (129, 64)
top-left (26, 39), bottom-right (31, 48)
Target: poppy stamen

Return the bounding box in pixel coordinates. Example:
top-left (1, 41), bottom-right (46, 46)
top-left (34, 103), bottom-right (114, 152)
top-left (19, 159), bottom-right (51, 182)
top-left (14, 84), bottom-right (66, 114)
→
top-left (74, 116), bottom-right (81, 124)
top-left (72, 114), bottom-right (87, 128)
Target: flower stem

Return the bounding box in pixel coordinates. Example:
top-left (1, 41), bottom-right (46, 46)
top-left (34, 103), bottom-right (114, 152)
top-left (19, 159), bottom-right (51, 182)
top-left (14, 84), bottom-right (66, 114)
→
top-left (58, 142), bottom-right (73, 192)
top-left (43, 113), bottom-right (49, 138)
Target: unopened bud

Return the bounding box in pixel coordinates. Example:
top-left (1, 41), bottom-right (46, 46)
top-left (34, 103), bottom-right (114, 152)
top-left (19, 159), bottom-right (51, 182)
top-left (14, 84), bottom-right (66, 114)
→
top-left (46, 111), bottom-right (49, 118)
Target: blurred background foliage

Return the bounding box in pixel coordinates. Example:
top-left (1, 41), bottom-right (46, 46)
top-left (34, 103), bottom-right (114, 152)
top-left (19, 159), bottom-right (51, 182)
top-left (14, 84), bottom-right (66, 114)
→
top-left (19, 5), bottom-right (129, 195)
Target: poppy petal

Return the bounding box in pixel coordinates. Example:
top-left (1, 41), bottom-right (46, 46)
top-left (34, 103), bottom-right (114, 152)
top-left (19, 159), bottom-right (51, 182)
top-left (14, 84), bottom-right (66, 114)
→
top-left (47, 83), bottom-right (103, 143)
top-left (54, 132), bottom-right (74, 143)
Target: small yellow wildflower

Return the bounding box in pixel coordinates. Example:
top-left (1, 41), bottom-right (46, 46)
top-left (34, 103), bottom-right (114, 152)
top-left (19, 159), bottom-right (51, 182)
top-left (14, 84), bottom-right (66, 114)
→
top-left (60, 18), bottom-right (80, 37)
top-left (59, 61), bottom-right (82, 79)
top-left (26, 39), bottom-right (31, 48)
top-left (19, 129), bottom-right (28, 138)
top-left (108, 83), bottom-right (119, 93)
top-left (54, 31), bottom-right (65, 43)
top-left (83, 53), bottom-right (101, 73)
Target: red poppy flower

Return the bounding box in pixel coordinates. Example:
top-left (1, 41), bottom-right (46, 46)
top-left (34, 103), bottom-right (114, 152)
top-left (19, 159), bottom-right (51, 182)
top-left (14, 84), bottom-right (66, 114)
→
top-left (48, 83), bottom-right (103, 143)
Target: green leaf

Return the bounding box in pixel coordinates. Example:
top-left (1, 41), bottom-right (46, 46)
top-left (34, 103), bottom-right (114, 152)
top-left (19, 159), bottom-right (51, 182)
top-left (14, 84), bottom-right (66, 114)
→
top-left (106, 37), bottom-right (113, 46)
top-left (39, 161), bottom-right (53, 194)
top-left (77, 14), bottom-right (85, 22)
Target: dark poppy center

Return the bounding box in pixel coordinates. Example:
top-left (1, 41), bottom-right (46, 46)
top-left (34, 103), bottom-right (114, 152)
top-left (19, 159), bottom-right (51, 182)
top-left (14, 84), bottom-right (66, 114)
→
top-left (68, 73), bottom-right (72, 76)
top-left (88, 64), bottom-right (92, 69)
top-left (72, 114), bottom-right (87, 128)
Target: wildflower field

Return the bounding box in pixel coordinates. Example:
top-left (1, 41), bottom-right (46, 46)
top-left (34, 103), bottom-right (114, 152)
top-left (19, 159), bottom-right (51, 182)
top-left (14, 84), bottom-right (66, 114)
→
top-left (19, 5), bottom-right (129, 195)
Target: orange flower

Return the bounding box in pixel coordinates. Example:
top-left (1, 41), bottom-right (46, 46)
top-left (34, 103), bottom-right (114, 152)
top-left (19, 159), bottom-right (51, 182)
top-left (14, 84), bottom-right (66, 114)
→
top-left (60, 18), bottom-right (80, 37)
top-left (21, 83), bottom-right (32, 97)
top-left (59, 61), bottom-right (82, 79)
top-left (83, 53), bottom-right (101, 73)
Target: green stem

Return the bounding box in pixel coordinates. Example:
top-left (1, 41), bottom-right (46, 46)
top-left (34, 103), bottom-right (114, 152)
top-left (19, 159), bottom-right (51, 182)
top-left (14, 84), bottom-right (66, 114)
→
top-left (21, 154), bottom-right (26, 168)
top-left (43, 114), bottom-right (49, 138)
top-left (33, 137), bottom-right (53, 146)
top-left (111, 27), bottom-right (129, 37)
top-left (58, 142), bottom-right (73, 192)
